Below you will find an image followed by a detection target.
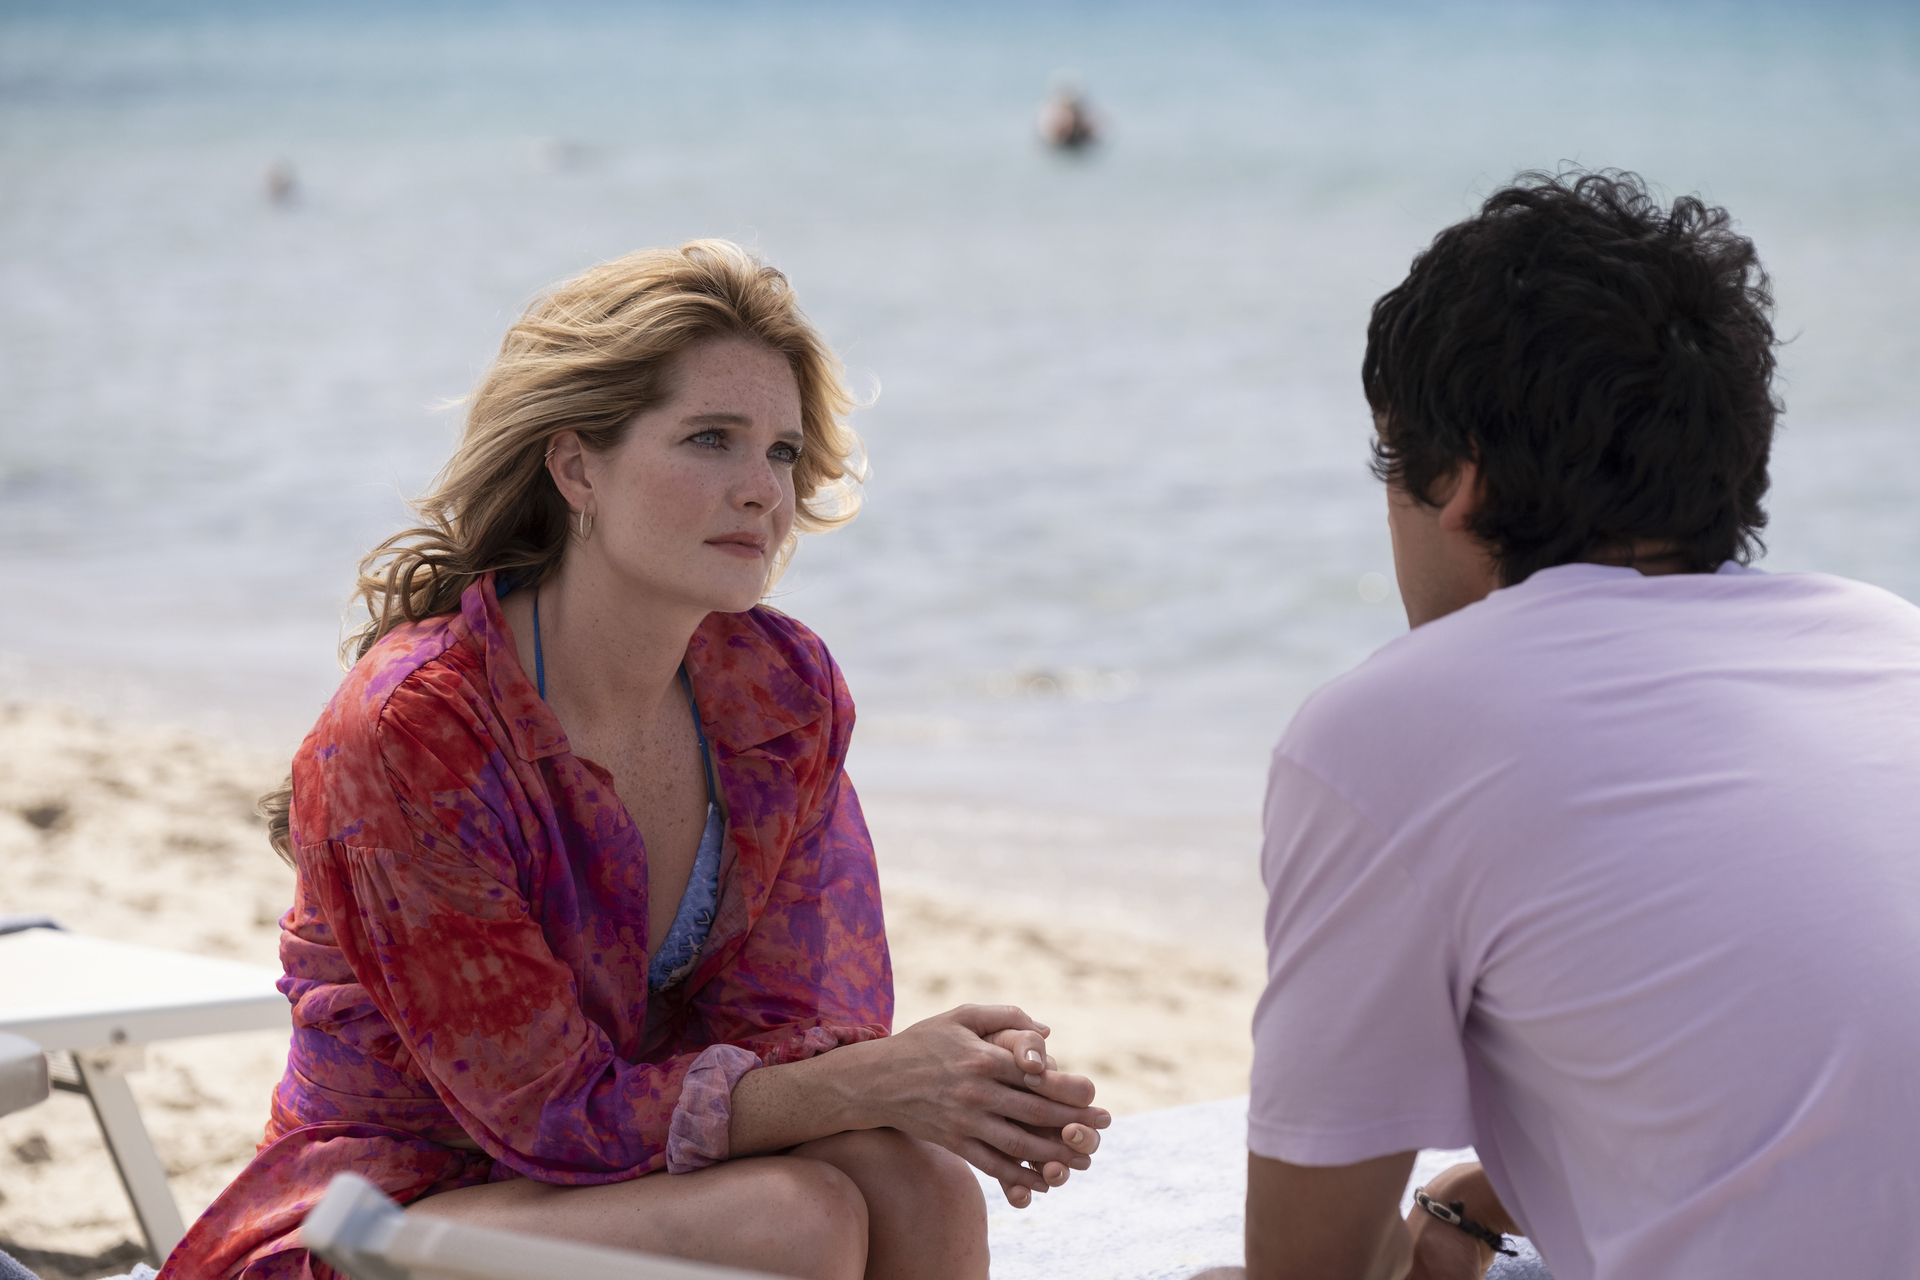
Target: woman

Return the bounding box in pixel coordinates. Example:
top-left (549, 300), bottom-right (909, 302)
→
top-left (162, 241), bottom-right (1107, 1280)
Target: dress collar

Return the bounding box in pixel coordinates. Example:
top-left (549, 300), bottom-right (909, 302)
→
top-left (462, 572), bottom-right (828, 763)
top-left (464, 572), bottom-right (567, 762)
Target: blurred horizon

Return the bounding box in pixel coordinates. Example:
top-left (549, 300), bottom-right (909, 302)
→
top-left (4, 0), bottom-right (1918, 928)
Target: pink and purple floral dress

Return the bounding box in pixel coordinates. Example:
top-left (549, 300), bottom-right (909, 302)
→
top-left (161, 575), bottom-right (893, 1280)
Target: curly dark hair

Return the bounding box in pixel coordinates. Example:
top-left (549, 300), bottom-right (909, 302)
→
top-left (1363, 169), bottom-right (1780, 585)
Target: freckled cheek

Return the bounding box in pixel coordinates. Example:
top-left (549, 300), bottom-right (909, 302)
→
top-left (615, 487), bottom-right (719, 561)
top-left (648, 471), bottom-right (728, 526)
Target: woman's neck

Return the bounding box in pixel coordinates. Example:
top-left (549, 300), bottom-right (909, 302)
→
top-left (504, 558), bottom-right (710, 736)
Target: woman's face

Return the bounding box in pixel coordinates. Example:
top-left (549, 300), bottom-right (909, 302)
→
top-left (560, 336), bottom-right (803, 616)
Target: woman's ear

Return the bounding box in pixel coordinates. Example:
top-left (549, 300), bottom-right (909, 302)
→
top-left (546, 431), bottom-right (592, 513)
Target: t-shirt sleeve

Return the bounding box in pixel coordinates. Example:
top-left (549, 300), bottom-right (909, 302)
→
top-left (1247, 750), bottom-right (1476, 1166)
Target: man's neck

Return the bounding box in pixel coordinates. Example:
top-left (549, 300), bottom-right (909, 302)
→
top-left (1583, 539), bottom-right (1694, 576)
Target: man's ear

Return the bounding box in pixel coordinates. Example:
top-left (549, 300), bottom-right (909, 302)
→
top-left (1435, 459), bottom-right (1484, 534)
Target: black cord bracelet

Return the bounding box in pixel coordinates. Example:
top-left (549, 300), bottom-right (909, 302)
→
top-left (1413, 1188), bottom-right (1519, 1257)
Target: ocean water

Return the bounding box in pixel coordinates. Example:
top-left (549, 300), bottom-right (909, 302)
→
top-left (4, 0), bottom-right (1917, 933)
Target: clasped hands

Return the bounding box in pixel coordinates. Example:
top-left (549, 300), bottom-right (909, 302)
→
top-left (873, 1004), bottom-right (1110, 1208)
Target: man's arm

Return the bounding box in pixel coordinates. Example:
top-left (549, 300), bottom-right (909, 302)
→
top-left (1193, 1155), bottom-right (1517, 1280)
top-left (1402, 1161), bottom-right (1518, 1280)
top-left (1247, 1150), bottom-right (1416, 1280)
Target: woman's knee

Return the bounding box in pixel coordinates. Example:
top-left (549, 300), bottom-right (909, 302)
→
top-left (799, 1129), bottom-right (986, 1233)
top-left (901, 1138), bottom-right (988, 1235)
top-left (745, 1156), bottom-right (870, 1276)
top-left (794, 1131), bottom-right (985, 1279)
top-left (881, 1133), bottom-right (983, 1212)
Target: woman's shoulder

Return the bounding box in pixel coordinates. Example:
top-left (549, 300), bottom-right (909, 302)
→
top-left (294, 611), bottom-right (496, 839)
top-left (320, 613), bottom-right (477, 736)
top-left (706, 605), bottom-right (839, 682)
top-left (690, 607), bottom-right (850, 752)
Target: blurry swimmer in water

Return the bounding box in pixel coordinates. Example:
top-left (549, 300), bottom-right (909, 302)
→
top-left (1038, 73), bottom-right (1100, 151)
top-left (263, 160), bottom-right (296, 205)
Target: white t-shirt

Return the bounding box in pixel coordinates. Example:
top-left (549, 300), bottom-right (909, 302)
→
top-left (1249, 563), bottom-right (1920, 1280)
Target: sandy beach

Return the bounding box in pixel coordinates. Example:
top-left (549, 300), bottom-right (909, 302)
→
top-left (0, 700), bottom-right (1261, 1275)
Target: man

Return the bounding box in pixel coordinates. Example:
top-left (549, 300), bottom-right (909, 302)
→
top-left (1228, 171), bottom-right (1920, 1279)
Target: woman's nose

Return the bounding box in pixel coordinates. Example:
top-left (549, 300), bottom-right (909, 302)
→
top-left (734, 455), bottom-right (786, 512)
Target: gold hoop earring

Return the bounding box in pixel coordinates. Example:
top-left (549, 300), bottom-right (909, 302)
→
top-left (576, 509), bottom-right (594, 541)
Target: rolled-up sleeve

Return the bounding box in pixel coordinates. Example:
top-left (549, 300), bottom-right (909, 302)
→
top-left (666, 1044), bottom-right (764, 1172)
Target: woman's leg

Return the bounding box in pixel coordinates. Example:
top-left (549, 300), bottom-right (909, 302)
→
top-left (407, 1153), bottom-right (869, 1280)
top-left (788, 1129), bottom-right (989, 1280)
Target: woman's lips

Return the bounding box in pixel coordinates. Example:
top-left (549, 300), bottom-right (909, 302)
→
top-left (707, 534), bottom-right (767, 559)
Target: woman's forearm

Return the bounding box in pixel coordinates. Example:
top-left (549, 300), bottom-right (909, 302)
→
top-left (726, 1040), bottom-right (882, 1157)
top-left (719, 1007), bottom-right (1109, 1202)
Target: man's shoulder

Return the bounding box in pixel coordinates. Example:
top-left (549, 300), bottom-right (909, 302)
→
top-left (1279, 591), bottom-right (1514, 765)
top-left (1279, 564), bottom-right (1920, 782)
top-left (1737, 566), bottom-right (1920, 633)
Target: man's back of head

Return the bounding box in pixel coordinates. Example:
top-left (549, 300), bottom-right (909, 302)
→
top-left (1363, 170), bottom-right (1778, 585)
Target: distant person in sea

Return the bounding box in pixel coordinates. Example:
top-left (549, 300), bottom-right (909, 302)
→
top-left (160, 240), bottom-right (1107, 1280)
top-left (1207, 170), bottom-right (1920, 1280)
top-left (263, 159), bottom-right (296, 205)
top-left (1038, 73), bottom-right (1099, 151)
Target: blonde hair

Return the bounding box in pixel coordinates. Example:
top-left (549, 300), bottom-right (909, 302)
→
top-left (262, 239), bottom-right (864, 861)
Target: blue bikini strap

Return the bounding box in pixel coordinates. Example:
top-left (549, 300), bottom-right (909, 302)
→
top-left (680, 665), bottom-right (718, 806)
top-left (533, 587), bottom-right (547, 700)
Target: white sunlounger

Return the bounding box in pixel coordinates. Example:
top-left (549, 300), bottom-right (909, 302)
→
top-left (0, 921), bottom-right (290, 1264)
top-left (304, 1173), bottom-right (781, 1280)
top-left (0, 1029), bottom-right (50, 1118)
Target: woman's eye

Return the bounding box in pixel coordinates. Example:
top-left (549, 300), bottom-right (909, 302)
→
top-left (688, 430), bottom-right (725, 449)
top-left (769, 442), bottom-right (801, 465)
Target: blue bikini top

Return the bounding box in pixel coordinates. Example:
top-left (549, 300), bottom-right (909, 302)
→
top-left (526, 584), bottom-right (725, 992)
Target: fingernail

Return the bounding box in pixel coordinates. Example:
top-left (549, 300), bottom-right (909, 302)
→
top-left (1026, 1049), bottom-right (1044, 1064)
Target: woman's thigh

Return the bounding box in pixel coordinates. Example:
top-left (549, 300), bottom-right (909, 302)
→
top-left (789, 1129), bottom-right (988, 1280)
top-left (407, 1154), bottom-right (868, 1280)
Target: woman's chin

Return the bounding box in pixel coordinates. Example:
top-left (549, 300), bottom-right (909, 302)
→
top-left (701, 580), bottom-right (774, 616)
top-left (619, 565), bottom-right (769, 616)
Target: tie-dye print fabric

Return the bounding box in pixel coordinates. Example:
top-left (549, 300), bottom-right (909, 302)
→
top-left (160, 574), bottom-right (892, 1280)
